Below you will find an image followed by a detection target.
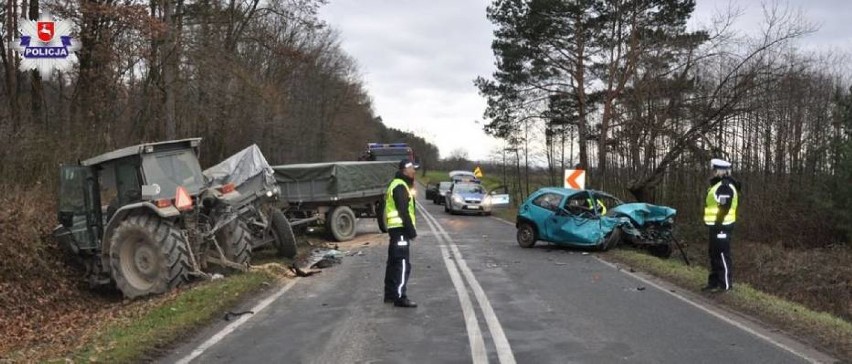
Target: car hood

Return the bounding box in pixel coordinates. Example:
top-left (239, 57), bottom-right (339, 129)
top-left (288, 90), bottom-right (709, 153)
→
top-left (609, 203), bottom-right (676, 226)
top-left (455, 192), bottom-right (485, 200)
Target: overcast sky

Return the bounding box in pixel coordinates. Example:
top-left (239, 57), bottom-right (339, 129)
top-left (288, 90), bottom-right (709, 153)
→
top-left (319, 0), bottom-right (852, 161)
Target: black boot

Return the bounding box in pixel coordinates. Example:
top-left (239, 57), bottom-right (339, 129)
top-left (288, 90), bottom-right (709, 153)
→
top-left (394, 298), bottom-right (418, 308)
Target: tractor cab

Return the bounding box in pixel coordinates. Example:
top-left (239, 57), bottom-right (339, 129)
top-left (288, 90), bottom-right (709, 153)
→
top-left (55, 139), bottom-right (205, 281)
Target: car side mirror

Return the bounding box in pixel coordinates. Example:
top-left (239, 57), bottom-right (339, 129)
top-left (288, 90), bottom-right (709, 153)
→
top-left (58, 211), bottom-right (74, 228)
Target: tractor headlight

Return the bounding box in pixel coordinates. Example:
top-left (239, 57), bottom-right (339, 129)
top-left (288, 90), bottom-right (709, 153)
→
top-left (266, 190), bottom-right (274, 198)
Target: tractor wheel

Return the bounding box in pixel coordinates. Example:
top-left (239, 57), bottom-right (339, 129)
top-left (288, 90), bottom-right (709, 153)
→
top-left (376, 200), bottom-right (388, 233)
top-left (327, 206), bottom-right (357, 242)
top-left (109, 214), bottom-right (190, 299)
top-left (270, 209), bottom-right (297, 259)
top-left (213, 218), bottom-right (253, 270)
top-left (517, 222), bottom-right (537, 248)
top-left (600, 227), bottom-right (623, 252)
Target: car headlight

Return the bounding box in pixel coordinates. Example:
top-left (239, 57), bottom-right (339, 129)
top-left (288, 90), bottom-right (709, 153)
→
top-left (453, 195), bottom-right (463, 204)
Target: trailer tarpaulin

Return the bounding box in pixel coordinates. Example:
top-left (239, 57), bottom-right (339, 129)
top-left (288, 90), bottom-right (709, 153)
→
top-left (272, 161), bottom-right (397, 202)
top-left (203, 144), bottom-right (274, 190)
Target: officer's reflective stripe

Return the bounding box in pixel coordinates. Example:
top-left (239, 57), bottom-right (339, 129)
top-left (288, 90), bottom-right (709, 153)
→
top-left (704, 182), bottom-right (738, 225)
top-left (398, 258), bottom-right (407, 298)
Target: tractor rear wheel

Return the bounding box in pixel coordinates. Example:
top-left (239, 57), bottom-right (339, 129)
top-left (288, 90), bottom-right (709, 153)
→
top-left (109, 214), bottom-right (190, 299)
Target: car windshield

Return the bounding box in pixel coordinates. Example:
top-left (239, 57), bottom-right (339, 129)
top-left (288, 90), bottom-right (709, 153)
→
top-left (454, 183), bottom-right (485, 195)
top-left (439, 182), bottom-right (452, 191)
top-left (142, 150), bottom-right (205, 199)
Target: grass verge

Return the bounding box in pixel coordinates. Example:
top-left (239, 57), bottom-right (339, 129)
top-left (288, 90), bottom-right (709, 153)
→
top-left (64, 270), bottom-right (282, 363)
top-left (605, 249), bottom-right (852, 361)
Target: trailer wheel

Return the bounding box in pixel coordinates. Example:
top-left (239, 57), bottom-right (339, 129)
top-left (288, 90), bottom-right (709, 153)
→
top-left (328, 206), bottom-right (357, 242)
top-left (376, 200), bottom-right (388, 233)
top-left (271, 210), bottom-right (298, 259)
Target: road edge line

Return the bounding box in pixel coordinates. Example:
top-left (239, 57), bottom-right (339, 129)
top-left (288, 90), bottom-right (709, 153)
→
top-left (595, 257), bottom-right (826, 364)
top-left (175, 277), bottom-right (301, 364)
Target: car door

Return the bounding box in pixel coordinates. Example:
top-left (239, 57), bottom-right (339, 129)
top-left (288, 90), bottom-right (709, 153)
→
top-left (56, 165), bottom-right (101, 251)
top-left (546, 191), bottom-right (608, 246)
top-left (522, 192), bottom-right (565, 241)
top-left (486, 185), bottom-right (511, 207)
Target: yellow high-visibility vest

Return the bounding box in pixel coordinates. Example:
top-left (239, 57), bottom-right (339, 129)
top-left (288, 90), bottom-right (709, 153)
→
top-left (704, 182), bottom-right (738, 225)
top-left (385, 179), bottom-right (416, 229)
top-left (586, 198), bottom-right (607, 215)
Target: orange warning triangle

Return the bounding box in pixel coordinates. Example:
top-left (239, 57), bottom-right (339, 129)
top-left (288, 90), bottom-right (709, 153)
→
top-left (175, 186), bottom-right (193, 211)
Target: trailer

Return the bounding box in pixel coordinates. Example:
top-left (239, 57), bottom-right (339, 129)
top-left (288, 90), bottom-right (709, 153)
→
top-left (272, 161), bottom-right (397, 241)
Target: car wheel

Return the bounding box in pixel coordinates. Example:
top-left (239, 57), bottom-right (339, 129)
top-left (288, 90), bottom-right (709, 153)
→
top-left (599, 227), bottom-right (622, 251)
top-left (517, 222), bottom-right (536, 248)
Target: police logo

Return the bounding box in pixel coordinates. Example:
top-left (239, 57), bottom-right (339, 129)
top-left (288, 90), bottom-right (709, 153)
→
top-left (9, 13), bottom-right (80, 77)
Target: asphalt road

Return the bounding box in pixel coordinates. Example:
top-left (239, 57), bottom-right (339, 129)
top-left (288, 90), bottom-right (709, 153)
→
top-left (161, 191), bottom-right (833, 364)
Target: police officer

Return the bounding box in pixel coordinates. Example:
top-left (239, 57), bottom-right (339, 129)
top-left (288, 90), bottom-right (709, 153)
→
top-left (702, 158), bottom-right (740, 292)
top-left (383, 159), bottom-right (418, 308)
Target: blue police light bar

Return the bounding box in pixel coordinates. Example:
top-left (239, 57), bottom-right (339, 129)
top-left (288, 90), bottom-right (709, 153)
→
top-left (367, 143), bottom-right (409, 149)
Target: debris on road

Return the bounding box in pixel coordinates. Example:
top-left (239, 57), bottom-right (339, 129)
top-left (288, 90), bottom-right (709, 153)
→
top-left (555, 262), bottom-right (568, 266)
top-left (211, 273), bottom-right (225, 280)
top-left (637, 286), bottom-right (646, 291)
top-left (290, 266), bottom-right (320, 277)
top-left (224, 310), bottom-right (254, 321)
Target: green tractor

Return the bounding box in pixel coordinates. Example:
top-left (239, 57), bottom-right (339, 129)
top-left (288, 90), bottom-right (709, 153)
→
top-left (53, 138), bottom-right (255, 299)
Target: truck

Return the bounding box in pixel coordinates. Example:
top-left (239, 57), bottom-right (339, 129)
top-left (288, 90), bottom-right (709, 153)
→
top-left (359, 143), bottom-right (417, 165)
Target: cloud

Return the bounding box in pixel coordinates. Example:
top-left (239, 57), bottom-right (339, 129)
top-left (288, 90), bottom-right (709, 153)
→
top-left (320, 0), bottom-right (500, 160)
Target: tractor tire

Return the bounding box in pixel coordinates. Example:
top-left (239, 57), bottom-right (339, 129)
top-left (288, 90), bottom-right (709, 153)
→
top-left (599, 227), bottom-right (623, 252)
top-left (213, 218), bottom-right (253, 270)
top-left (327, 206), bottom-right (357, 242)
top-left (517, 222), bottom-right (537, 248)
top-left (270, 209), bottom-right (297, 259)
top-left (376, 200), bottom-right (388, 233)
top-left (109, 214), bottom-right (190, 299)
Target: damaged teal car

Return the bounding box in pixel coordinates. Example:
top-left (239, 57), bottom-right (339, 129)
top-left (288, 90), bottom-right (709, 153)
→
top-left (515, 188), bottom-right (678, 258)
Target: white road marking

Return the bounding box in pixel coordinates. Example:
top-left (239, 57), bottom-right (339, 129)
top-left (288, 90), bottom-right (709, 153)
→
top-left (595, 258), bottom-right (826, 364)
top-left (176, 277), bottom-right (301, 364)
top-left (420, 211), bottom-right (489, 364)
top-left (418, 203), bottom-right (517, 364)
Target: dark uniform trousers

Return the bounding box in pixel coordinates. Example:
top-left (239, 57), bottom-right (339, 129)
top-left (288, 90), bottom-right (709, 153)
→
top-left (384, 228), bottom-right (412, 300)
top-left (708, 225), bottom-right (734, 290)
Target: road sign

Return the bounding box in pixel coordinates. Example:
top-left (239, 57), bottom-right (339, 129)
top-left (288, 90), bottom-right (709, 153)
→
top-left (474, 166), bottom-right (483, 178)
top-left (564, 169), bottom-right (585, 189)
